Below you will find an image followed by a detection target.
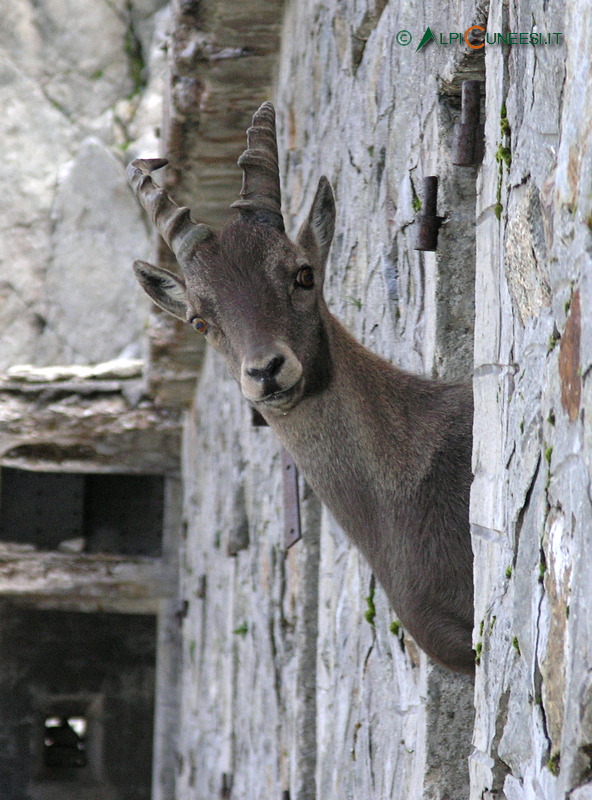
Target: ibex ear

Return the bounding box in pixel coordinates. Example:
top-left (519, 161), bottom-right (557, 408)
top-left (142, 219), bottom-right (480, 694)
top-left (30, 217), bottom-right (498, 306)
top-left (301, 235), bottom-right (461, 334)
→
top-left (297, 176), bottom-right (335, 269)
top-left (133, 260), bottom-right (188, 321)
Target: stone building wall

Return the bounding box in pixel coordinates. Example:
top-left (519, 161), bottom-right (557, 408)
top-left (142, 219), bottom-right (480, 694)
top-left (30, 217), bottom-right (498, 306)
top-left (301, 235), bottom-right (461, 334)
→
top-left (470, 2), bottom-right (592, 799)
top-left (178, 0), bottom-right (482, 798)
top-left (0, 5), bottom-right (183, 800)
top-left (176, 2), bottom-right (592, 800)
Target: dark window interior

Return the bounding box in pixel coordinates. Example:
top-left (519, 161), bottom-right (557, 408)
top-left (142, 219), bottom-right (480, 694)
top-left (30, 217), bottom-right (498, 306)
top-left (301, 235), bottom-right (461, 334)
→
top-left (0, 468), bottom-right (164, 556)
top-left (43, 716), bottom-right (87, 769)
top-left (0, 604), bottom-right (156, 799)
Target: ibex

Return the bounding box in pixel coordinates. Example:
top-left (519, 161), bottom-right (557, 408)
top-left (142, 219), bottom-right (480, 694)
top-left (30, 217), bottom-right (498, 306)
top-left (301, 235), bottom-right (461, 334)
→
top-left (128, 103), bottom-right (475, 674)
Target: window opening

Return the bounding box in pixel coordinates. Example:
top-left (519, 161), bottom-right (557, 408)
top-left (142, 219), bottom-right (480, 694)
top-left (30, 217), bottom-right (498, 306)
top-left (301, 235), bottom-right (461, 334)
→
top-left (0, 468), bottom-right (164, 555)
top-left (43, 716), bottom-right (87, 769)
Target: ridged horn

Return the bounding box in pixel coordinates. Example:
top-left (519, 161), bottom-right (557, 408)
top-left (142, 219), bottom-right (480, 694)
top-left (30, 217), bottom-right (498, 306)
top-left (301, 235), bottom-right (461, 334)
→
top-left (127, 158), bottom-right (212, 263)
top-left (231, 102), bottom-right (284, 231)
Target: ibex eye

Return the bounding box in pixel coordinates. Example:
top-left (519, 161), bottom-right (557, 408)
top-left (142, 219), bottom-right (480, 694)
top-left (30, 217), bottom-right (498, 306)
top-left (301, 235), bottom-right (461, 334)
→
top-left (296, 266), bottom-right (314, 289)
top-left (190, 317), bottom-right (208, 334)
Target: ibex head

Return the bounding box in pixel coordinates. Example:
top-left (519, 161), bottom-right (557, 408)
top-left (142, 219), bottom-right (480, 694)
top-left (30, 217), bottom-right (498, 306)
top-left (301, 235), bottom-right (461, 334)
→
top-left (128, 102), bottom-right (335, 413)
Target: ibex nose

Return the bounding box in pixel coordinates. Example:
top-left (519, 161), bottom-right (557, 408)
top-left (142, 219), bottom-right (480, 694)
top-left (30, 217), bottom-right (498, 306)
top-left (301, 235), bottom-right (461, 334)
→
top-left (246, 355), bottom-right (285, 381)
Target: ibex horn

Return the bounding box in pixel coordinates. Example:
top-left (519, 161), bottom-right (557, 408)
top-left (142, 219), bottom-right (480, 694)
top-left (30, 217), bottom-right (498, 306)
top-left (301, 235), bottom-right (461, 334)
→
top-left (127, 158), bottom-right (213, 262)
top-left (231, 102), bottom-right (284, 232)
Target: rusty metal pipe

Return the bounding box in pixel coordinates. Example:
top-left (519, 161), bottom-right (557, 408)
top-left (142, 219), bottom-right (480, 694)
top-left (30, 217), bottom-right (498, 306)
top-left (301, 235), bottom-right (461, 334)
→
top-left (414, 176), bottom-right (443, 252)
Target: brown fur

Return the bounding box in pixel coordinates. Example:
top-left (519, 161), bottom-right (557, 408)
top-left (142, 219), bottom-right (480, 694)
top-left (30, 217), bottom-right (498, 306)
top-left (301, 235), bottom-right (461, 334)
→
top-left (267, 309), bottom-right (475, 673)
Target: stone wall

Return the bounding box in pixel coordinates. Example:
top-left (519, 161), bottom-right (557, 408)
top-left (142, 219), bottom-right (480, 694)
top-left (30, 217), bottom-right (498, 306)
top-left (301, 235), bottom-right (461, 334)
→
top-left (177, 0), bottom-right (483, 798)
top-left (175, 2), bottom-right (592, 800)
top-left (470, 2), bottom-right (592, 799)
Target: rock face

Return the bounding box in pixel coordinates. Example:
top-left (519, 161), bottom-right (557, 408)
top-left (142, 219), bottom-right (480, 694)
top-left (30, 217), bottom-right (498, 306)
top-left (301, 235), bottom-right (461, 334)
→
top-left (0, 0), bottom-right (169, 369)
top-left (46, 139), bottom-right (151, 363)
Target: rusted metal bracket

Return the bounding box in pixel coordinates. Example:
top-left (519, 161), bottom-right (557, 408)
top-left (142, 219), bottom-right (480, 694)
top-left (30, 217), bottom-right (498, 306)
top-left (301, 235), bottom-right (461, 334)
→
top-left (452, 80), bottom-right (485, 166)
top-left (414, 176), bottom-right (443, 251)
top-left (282, 449), bottom-right (302, 550)
top-left (196, 575), bottom-right (207, 599)
top-left (174, 598), bottom-right (189, 626)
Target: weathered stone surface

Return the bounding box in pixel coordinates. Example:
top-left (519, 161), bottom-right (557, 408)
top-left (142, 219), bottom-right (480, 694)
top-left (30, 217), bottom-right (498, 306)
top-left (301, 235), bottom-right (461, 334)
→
top-left (504, 185), bottom-right (551, 325)
top-left (469, 1), bottom-right (592, 798)
top-left (137, 0), bottom-right (288, 408)
top-left (0, 360), bottom-right (182, 474)
top-left (0, 0), bottom-right (167, 371)
top-left (6, 358), bottom-right (144, 383)
top-left (0, 544), bottom-right (171, 613)
top-left (126, 5), bottom-right (172, 159)
top-left (0, 0), bottom-right (135, 123)
top-left (559, 289), bottom-right (582, 423)
top-left (0, 52), bottom-right (75, 369)
top-left (44, 137), bottom-right (150, 364)
top-left (175, 1), bottom-right (484, 798)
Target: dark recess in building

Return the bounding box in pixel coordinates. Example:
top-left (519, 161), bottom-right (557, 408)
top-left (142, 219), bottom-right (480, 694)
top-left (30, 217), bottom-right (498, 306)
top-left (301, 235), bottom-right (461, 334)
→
top-left (0, 604), bottom-right (156, 800)
top-left (0, 467), bottom-right (164, 556)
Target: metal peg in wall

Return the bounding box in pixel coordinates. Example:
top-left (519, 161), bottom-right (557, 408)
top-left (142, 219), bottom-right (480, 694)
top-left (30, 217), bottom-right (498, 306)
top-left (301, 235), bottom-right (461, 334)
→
top-left (174, 599), bottom-right (189, 625)
top-left (452, 80), bottom-right (485, 166)
top-left (196, 575), bottom-right (207, 599)
top-left (220, 772), bottom-right (233, 799)
top-left (414, 176), bottom-right (443, 252)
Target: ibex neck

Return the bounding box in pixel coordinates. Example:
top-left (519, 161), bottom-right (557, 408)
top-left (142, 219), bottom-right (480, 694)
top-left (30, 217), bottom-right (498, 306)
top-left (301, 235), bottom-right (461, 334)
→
top-left (263, 312), bottom-right (434, 541)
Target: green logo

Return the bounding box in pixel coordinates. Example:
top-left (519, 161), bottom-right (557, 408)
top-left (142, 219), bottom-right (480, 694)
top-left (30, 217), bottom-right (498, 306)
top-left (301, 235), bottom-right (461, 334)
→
top-left (416, 26), bottom-right (436, 51)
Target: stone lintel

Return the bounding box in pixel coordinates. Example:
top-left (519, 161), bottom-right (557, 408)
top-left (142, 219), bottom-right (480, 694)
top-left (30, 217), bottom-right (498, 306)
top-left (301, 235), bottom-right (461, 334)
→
top-left (0, 360), bottom-right (182, 475)
top-left (0, 544), bottom-right (173, 613)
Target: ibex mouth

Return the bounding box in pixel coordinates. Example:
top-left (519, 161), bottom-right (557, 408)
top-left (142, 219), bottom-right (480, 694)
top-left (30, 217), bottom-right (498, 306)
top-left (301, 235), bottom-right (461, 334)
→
top-left (258, 381), bottom-right (302, 411)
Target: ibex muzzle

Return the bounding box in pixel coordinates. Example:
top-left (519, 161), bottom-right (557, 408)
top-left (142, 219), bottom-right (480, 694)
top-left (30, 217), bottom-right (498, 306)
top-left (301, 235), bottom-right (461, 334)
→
top-left (241, 344), bottom-right (303, 408)
top-left (127, 103), bottom-right (475, 674)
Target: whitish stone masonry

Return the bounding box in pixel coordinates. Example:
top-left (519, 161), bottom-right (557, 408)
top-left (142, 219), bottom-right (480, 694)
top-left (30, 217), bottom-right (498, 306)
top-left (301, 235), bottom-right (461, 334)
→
top-left (470, 1), bottom-right (592, 798)
top-left (176, 1), bottom-right (592, 799)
